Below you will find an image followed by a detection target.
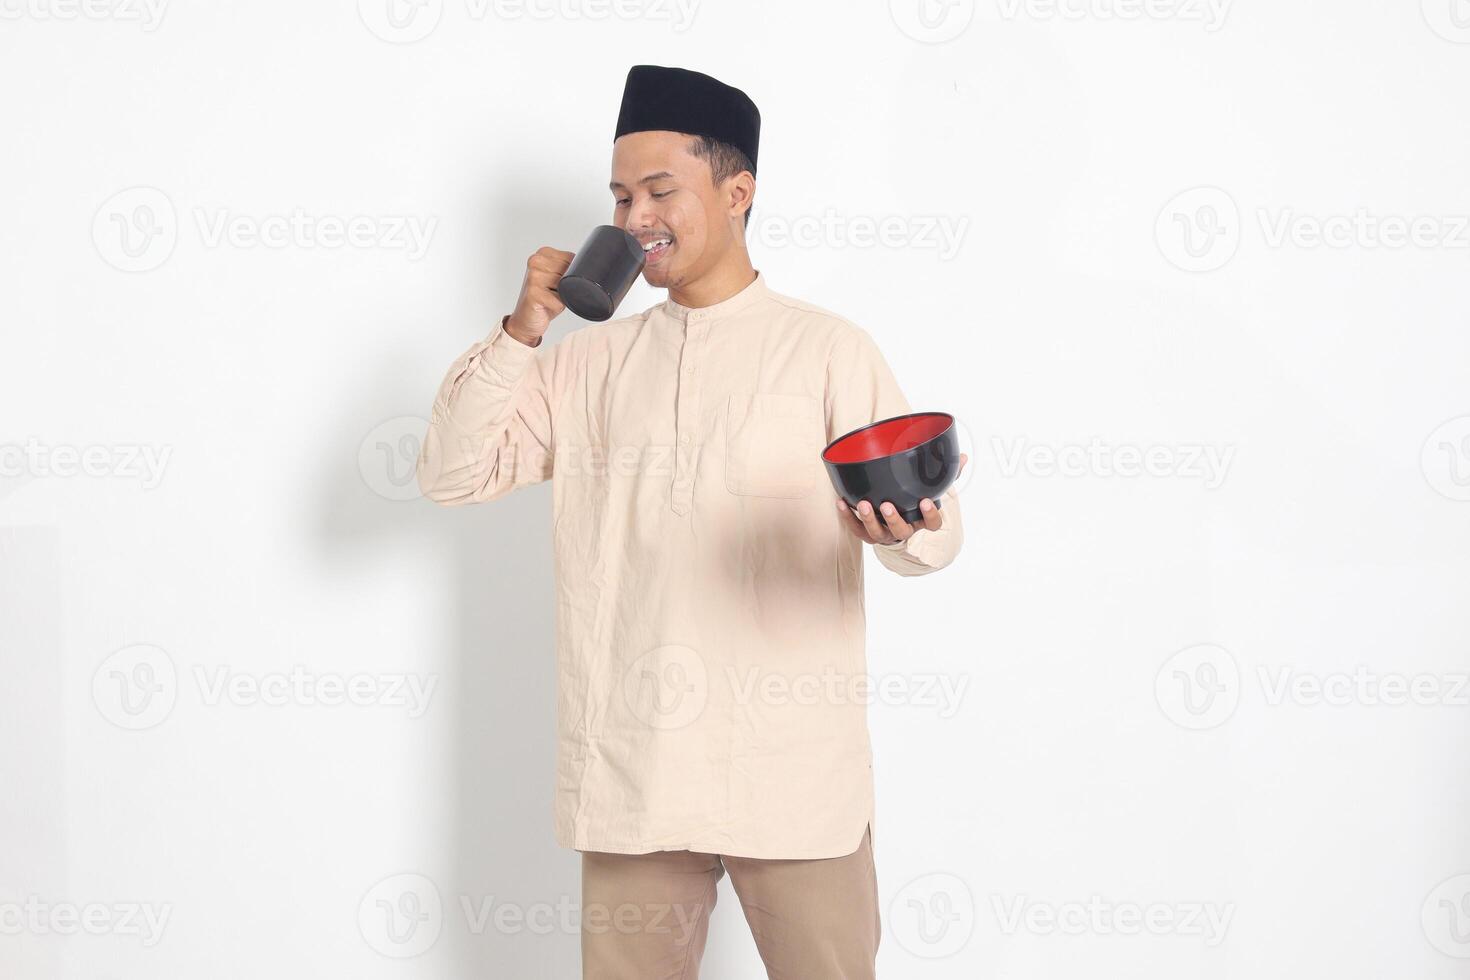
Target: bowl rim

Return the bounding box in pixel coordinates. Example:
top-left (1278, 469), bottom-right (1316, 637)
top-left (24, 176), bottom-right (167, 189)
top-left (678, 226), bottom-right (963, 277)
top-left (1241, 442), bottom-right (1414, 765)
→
top-left (821, 411), bottom-right (955, 464)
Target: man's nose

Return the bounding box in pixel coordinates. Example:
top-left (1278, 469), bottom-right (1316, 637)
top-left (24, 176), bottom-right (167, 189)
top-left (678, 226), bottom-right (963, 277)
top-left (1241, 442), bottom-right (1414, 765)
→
top-left (626, 196), bottom-right (660, 233)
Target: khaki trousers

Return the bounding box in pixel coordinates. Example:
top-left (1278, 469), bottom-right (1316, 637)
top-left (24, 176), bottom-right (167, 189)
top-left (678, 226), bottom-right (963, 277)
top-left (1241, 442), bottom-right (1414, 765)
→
top-left (580, 826), bottom-right (880, 979)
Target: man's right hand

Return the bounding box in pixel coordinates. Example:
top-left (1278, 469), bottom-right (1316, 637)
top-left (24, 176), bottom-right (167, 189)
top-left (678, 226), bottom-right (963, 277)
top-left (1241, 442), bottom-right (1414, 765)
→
top-left (505, 246), bottom-right (574, 347)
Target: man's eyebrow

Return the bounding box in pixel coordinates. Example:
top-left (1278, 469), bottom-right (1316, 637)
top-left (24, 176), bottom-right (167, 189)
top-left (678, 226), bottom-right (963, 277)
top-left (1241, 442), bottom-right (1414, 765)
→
top-left (609, 171), bottom-right (677, 191)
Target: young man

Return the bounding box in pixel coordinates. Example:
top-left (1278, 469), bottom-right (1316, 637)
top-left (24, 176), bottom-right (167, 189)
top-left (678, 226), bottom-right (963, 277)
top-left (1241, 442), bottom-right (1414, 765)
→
top-left (417, 64), bottom-right (966, 980)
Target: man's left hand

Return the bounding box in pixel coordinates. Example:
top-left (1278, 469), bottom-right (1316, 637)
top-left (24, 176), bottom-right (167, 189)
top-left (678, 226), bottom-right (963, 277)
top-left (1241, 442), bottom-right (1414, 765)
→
top-left (835, 453), bottom-right (968, 546)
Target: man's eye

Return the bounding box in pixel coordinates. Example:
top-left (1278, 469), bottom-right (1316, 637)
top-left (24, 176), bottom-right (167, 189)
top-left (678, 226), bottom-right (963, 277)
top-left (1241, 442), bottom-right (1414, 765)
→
top-left (652, 191), bottom-right (672, 200)
top-left (615, 199), bottom-right (630, 207)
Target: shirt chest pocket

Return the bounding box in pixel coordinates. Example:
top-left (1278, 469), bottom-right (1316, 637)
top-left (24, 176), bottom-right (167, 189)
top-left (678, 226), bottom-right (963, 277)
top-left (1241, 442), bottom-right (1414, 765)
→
top-left (724, 391), bottom-right (825, 498)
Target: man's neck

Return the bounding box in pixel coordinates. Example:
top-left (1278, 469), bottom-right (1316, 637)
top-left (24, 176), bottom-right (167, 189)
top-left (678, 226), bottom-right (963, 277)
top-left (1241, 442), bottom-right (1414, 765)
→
top-left (668, 257), bottom-right (758, 310)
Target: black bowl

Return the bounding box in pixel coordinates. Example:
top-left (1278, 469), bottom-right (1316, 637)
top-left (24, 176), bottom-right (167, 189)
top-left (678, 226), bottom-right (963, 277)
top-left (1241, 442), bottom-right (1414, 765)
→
top-left (821, 412), bottom-right (959, 525)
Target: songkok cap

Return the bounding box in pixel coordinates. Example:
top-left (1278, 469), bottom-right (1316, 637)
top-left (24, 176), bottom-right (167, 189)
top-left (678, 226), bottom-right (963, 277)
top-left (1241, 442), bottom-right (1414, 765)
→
top-left (614, 64), bottom-right (761, 175)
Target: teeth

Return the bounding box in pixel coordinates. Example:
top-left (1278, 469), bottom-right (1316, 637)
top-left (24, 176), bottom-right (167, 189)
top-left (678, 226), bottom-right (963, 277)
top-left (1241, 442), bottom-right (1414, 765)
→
top-left (643, 239), bottom-right (671, 252)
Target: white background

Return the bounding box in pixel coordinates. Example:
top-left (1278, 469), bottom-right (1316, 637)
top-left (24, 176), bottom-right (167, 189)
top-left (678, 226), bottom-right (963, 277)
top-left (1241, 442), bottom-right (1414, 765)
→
top-left (3, 0), bottom-right (1469, 977)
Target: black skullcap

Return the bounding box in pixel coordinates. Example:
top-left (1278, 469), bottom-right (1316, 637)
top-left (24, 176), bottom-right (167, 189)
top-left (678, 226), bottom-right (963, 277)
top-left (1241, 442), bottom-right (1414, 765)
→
top-left (614, 65), bottom-right (760, 175)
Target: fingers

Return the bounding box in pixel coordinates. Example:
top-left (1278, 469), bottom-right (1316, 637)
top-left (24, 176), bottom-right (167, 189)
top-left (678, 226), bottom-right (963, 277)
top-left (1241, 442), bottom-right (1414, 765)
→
top-left (530, 255), bottom-right (563, 288)
top-left (529, 247), bottom-right (574, 272)
top-left (835, 495), bottom-right (947, 542)
top-left (857, 499), bottom-right (899, 542)
top-left (835, 497), bottom-right (892, 543)
top-left (527, 249), bottom-right (573, 298)
top-left (528, 283), bottom-right (565, 316)
top-left (877, 500), bottom-right (915, 540)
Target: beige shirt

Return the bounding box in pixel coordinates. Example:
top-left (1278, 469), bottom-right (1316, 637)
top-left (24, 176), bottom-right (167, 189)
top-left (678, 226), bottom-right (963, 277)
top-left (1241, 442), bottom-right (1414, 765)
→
top-left (417, 270), bottom-right (963, 859)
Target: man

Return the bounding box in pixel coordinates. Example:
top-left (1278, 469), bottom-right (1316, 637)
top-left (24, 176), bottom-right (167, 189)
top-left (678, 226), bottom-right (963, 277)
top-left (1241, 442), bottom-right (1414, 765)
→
top-left (417, 64), bottom-right (966, 980)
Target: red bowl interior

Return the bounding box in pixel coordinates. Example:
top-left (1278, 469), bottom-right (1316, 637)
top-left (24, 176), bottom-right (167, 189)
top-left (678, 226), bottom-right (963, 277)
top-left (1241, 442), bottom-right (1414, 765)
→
top-left (823, 413), bottom-right (951, 464)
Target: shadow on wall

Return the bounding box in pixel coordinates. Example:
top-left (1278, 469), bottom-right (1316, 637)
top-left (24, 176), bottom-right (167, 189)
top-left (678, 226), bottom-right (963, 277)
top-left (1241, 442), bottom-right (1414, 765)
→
top-left (319, 185), bottom-right (772, 977)
top-left (317, 190), bottom-right (593, 977)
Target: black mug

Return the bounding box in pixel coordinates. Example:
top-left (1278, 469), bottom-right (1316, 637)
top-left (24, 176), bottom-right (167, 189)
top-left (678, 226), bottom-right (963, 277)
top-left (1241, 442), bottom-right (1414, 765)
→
top-left (559, 225), bottom-right (647, 322)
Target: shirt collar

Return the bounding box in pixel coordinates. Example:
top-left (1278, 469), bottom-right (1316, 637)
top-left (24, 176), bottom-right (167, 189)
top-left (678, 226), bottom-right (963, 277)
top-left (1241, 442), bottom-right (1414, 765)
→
top-left (662, 269), bottom-right (769, 322)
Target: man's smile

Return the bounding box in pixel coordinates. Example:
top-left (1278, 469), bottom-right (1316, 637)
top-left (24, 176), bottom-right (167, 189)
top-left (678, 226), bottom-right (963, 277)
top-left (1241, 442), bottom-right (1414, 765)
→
top-left (638, 234), bottom-right (675, 263)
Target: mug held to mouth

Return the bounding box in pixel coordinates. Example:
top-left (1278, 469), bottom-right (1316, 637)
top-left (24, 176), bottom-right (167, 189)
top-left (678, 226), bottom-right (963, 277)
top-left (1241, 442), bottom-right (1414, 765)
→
top-left (558, 225), bottom-right (648, 322)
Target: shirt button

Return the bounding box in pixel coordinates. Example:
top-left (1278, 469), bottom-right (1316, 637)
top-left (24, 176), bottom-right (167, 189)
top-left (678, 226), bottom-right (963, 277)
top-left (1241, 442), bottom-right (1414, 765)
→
top-left (680, 434), bottom-right (690, 444)
top-left (684, 365), bottom-right (695, 373)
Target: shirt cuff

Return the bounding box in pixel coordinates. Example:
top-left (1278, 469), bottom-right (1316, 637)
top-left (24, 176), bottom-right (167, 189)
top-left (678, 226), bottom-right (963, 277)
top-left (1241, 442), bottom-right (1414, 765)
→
top-left (489, 313), bottom-right (541, 355)
top-left (870, 491), bottom-right (963, 576)
top-left (876, 529), bottom-right (937, 562)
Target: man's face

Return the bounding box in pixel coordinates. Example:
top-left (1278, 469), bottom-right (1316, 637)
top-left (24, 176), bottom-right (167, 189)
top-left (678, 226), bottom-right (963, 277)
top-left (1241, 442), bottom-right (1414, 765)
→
top-left (610, 130), bottom-right (747, 290)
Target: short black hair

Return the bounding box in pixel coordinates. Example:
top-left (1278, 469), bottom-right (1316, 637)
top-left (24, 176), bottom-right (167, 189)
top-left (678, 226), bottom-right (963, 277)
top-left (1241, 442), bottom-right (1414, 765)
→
top-left (686, 134), bottom-right (755, 231)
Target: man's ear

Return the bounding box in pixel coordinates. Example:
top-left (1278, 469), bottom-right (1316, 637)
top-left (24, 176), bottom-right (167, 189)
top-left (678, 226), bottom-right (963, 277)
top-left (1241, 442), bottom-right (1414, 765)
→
top-left (726, 172), bottom-right (755, 225)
